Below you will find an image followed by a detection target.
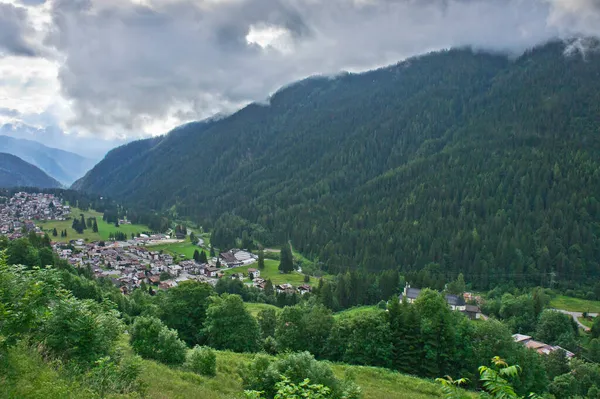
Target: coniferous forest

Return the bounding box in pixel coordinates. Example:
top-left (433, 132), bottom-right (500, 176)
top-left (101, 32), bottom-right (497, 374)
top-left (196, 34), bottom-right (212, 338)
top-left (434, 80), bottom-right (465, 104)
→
top-left (74, 40), bottom-right (600, 290)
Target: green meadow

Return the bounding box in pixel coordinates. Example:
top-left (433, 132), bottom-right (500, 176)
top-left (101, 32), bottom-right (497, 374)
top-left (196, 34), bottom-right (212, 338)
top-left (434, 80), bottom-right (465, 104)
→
top-left (223, 259), bottom-right (320, 286)
top-left (37, 207), bottom-right (150, 242)
top-left (550, 295), bottom-right (600, 313)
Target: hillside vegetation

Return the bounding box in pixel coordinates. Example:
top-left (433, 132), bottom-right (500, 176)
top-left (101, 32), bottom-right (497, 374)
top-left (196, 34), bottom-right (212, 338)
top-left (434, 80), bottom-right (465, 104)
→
top-left (74, 40), bottom-right (600, 290)
top-left (1, 343), bottom-right (450, 399)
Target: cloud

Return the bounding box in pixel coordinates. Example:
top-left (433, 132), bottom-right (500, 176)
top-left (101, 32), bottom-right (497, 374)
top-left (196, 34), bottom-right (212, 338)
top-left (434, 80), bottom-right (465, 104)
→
top-left (19, 0), bottom-right (47, 5)
top-left (8, 0), bottom-right (600, 138)
top-left (0, 2), bottom-right (39, 57)
top-left (0, 108), bottom-right (21, 118)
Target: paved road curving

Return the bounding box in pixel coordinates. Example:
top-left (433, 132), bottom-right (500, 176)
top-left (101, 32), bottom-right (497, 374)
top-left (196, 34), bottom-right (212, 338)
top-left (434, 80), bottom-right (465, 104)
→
top-left (552, 309), bottom-right (598, 332)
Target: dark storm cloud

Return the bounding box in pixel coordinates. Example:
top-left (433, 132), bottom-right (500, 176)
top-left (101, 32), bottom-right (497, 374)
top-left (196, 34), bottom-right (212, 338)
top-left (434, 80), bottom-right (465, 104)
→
top-left (43, 0), bottom-right (600, 135)
top-left (0, 3), bottom-right (38, 57)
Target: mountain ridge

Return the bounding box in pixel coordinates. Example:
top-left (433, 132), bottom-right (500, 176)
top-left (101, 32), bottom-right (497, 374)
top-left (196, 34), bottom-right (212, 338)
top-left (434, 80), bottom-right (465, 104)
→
top-left (74, 41), bottom-right (600, 288)
top-left (0, 152), bottom-right (62, 189)
top-left (0, 135), bottom-right (96, 185)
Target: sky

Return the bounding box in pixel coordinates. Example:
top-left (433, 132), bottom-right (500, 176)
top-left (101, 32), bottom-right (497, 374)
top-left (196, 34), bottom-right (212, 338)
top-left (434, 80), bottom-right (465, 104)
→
top-left (1, 0), bottom-right (600, 157)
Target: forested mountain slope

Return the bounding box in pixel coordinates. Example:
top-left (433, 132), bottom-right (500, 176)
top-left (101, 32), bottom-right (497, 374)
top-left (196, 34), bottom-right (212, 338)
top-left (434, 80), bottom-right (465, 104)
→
top-left (0, 153), bottom-right (62, 188)
top-left (0, 135), bottom-right (95, 185)
top-left (74, 41), bottom-right (600, 288)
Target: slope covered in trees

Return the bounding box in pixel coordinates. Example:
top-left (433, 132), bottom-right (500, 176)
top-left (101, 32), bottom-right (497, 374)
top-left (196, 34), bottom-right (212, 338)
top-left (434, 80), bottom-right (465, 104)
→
top-left (74, 40), bottom-right (600, 288)
top-left (0, 153), bottom-right (62, 189)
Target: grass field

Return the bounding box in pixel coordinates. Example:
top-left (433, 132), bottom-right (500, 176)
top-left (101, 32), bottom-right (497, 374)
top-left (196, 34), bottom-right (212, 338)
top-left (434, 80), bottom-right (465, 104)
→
top-left (550, 295), bottom-right (600, 313)
top-left (140, 350), bottom-right (452, 399)
top-left (578, 316), bottom-right (594, 329)
top-left (2, 336), bottom-right (474, 399)
top-left (37, 207), bottom-right (150, 242)
top-left (149, 240), bottom-right (203, 259)
top-left (245, 302), bottom-right (281, 317)
top-left (334, 305), bottom-right (384, 319)
top-left (223, 259), bottom-right (318, 286)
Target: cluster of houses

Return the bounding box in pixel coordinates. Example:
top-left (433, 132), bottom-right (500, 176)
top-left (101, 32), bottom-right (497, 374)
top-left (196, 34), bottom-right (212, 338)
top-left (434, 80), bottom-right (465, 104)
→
top-left (57, 240), bottom-right (317, 297)
top-left (219, 249), bottom-right (258, 267)
top-left (512, 334), bottom-right (575, 358)
top-left (57, 241), bottom-right (221, 293)
top-left (400, 284), bottom-right (484, 320)
top-left (0, 192), bottom-right (69, 238)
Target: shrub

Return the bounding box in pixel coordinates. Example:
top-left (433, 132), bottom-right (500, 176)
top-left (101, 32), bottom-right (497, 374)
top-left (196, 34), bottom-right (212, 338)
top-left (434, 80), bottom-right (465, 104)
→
top-left (185, 346), bottom-right (217, 376)
top-left (40, 297), bottom-right (123, 365)
top-left (263, 336), bottom-right (279, 355)
top-left (84, 355), bottom-right (144, 397)
top-left (130, 316), bottom-right (187, 365)
top-left (241, 351), bottom-right (360, 399)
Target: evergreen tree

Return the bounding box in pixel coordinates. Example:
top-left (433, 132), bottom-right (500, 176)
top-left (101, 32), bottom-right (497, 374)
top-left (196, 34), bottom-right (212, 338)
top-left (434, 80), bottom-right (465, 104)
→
top-left (264, 279), bottom-right (274, 297)
top-left (210, 245), bottom-right (215, 258)
top-left (193, 249), bottom-right (201, 262)
top-left (258, 248), bottom-right (265, 270)
top-left (52, 228), bottom-right (58, 237)
top-left (279, 245), bottom-right (294, 274)
top-left (80, 214), bottom-right (86, 229)
top-left (92, 219), bottom-right (98, 233)
top-left (199, 250), bottom-right (208, 264)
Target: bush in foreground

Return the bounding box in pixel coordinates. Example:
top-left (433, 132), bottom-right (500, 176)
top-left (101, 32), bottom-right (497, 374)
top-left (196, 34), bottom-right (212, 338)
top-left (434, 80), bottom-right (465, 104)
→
top-left (130, 316), bottom-right (187, 365)
top-left (241, 351), bottom-right (361, 399)
top-left (184, 345), bottom-right (217, 376)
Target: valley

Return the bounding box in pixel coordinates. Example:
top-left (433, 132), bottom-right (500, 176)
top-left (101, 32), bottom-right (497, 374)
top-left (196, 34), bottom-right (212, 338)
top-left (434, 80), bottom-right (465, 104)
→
top-left (2, 30), bottom-right (600, 399)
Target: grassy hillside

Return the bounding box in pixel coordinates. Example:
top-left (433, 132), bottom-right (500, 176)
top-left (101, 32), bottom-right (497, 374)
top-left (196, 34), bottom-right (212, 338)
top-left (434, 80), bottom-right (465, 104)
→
top-left (1, 343), bottom-right (456, 399)
top-left (142, 351), bottom-right (452, 399)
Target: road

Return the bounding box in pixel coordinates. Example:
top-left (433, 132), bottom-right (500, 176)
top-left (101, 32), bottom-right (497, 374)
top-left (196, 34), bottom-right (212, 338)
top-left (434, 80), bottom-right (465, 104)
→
top-left (553, 309), bottom-right (598, 332)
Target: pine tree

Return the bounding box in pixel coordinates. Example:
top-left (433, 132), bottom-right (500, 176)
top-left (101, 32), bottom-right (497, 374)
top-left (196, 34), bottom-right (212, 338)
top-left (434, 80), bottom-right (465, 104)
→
top-left (52, 228), bottom-right (58, 237)
top-left (93, 219), bottom-right (98, 233)
top-left (264, 279), bottom-right (274, 297)
top-left (199, 250), bottom-right (208, 264)
top-left (258, 248), bottom-right (265, 270)
top-left (193, 249), bottom-right (200, 262)
top-left (279, 245), bottom-right (294, 274)
top-left (80, 214), bottom-right (86, 229)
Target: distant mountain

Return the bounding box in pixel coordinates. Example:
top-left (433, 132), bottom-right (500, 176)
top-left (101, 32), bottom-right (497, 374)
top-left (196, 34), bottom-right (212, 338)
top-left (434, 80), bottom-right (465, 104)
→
top-left (74, 40), bottom-right (600, 288)
top-left (0, 123), bottom-right (129, 160)
top-left (0, 153), bottom-right (62, 188)
top-left (0, 135), bottom-right (96, 185)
